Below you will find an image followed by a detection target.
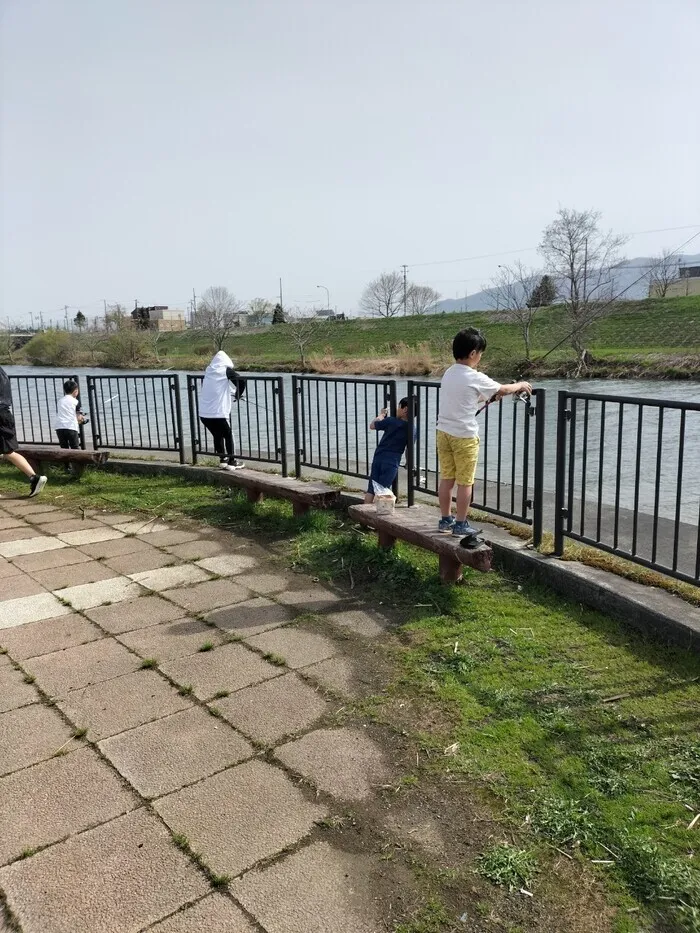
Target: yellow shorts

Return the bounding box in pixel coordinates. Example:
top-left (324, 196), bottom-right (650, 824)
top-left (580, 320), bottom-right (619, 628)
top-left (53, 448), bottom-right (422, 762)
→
top-left (437, 432), bottom-right (480, 486)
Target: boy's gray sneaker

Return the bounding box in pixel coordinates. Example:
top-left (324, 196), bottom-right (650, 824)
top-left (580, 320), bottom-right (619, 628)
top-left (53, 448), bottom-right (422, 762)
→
top-left (438, 516), bottom-right (455, 534)
top-left (28, 475), bottom-right (47, 498)
top-left (226, 460), bottom-right (245, 471)
top-left (452, 520), bottom-right (480, 537)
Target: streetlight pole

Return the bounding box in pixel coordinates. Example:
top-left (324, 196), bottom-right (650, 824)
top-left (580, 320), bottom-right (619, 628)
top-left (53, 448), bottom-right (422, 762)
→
top-left (316, 285), bottom-right (330, 312)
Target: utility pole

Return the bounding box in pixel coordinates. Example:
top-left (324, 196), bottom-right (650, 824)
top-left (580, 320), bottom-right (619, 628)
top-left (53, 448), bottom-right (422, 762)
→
top-left (29, 312), bottom-right (34, 330)
top-left (279, 278), bottom-right (284, 312)
top-left (192, 288), bottom-right (197, 326)
top-left (64, 306), bottom-right (69, 331)
top-left (39, 311), bottom-right (44, 330)
top-left (401, 265), bottom-right (408, 316)
top-left (582, 237), bottom-right (588, 306)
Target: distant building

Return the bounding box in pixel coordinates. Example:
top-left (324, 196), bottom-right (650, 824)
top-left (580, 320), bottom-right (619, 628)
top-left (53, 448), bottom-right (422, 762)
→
top-left (134, 306), bottom-right (187, 331)
top-left (665, 263), bottom-right (700, 298)
top-left (314, 310), bottom-right (346, 321)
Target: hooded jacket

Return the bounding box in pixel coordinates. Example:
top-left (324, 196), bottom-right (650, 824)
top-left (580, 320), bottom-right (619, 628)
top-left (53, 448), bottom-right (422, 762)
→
top-left (198, 351), bottom-right (245, 419)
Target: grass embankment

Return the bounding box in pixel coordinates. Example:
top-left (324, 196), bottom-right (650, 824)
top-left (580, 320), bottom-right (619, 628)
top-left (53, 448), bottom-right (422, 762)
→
top-left (8, 295), bottom-right (700, 379)
top-left (2, 464), bottom-right (699, 931)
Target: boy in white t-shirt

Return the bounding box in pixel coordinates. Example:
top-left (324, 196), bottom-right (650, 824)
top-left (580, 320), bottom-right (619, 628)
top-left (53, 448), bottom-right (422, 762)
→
top-left (54, 379), bottom-right (85, 450)
top-left (436, 328), bottom-right (532, 536)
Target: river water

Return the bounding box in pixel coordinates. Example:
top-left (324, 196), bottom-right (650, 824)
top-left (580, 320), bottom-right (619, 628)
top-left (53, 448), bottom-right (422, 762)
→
top-left (5, 365), bottom-right (700, 527)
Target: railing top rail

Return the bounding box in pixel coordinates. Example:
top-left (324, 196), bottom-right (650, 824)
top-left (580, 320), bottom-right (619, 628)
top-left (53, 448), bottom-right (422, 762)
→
top-left (408, 379), bottom-right (441, 389)
top-left (87, 372), bottom-right (177, 379)
top-left (186, 372), bottom-right (280, 382)
top-left (292, 374), bottom-right (394, 386)
top-left (559, 390), bottom-right (700, 412)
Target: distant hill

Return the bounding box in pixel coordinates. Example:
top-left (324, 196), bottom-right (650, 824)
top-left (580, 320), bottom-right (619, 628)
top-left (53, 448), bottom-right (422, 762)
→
top-left (431, 254), bottom-right (700, 313)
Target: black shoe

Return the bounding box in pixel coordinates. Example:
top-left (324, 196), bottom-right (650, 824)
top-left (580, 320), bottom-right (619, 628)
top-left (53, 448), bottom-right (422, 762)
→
top-left (28, 475), bottom-right (47, 498)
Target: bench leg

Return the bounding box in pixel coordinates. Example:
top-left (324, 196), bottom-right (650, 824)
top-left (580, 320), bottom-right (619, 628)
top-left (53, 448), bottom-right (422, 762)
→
top-left (71, 463), bottom-right (86, 480)
top-left (292, 501), bottom-right (309, 518)
top-left (439, 553), bottom-right (463, 585)
top-left (246, 489), bottom-right (264, 504)
top-left (378, 529), bottom-right (396, 550)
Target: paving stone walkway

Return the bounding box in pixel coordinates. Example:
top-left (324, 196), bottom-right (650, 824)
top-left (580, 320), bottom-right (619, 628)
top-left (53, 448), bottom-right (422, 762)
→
top-left (0, 495), bottom-right (396, 933)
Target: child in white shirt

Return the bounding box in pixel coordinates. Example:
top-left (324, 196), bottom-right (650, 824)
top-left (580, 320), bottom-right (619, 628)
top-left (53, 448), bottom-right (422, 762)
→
top-left (436, 328), bottom-right (532, 536)
top-left (54, 379), bottom-right (85, 449)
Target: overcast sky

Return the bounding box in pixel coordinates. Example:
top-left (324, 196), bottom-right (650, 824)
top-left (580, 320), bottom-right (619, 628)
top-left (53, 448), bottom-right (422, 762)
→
top-left (2, 0), bottom-right (699, 324)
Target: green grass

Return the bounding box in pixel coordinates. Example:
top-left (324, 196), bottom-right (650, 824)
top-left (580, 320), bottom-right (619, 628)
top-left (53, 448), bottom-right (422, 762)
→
top-left (476, 844), bottom-right (538, 891)
top-left (2, 464), bottom-right (699, 930)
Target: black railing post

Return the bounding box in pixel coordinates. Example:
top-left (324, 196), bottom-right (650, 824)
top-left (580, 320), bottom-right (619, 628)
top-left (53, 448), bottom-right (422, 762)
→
top-left (292, 375), bottom-right (302, 478)
top-left (532, 388), bottom-right (546, 548)
top-left (276, 377), bottom-right (288, 477)
top-left (406, 380), bottom-right (416, 507)
top-left (186, 376), bottom-right (198, 465)
top-left (553, 390), bottom-right (570, 556)
top-left (171, 375), bottom-right (185, 465)
top-left (386, 380), bottom-right (398, 498)
top-left (86, 376), bottom-right (100, 450)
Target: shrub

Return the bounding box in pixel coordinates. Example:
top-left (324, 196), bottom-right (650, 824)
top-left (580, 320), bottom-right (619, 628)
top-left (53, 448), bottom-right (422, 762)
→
top-left (24, 329), bottom-right (76, 366)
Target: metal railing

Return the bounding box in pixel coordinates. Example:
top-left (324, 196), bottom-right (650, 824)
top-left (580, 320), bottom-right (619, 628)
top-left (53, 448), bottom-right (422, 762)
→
top-left (292, 375), bottom-right (397, 491)
top-left (554, 390), bottom-right (700, 585)
top-left (8, 374), bottom-right (86, 448)
top-left (406, 382), bottom-right (545, 546)
top-left (86, 374), bottom-right (185, 463)
top-left (187, 374), bottom-right (287, 475)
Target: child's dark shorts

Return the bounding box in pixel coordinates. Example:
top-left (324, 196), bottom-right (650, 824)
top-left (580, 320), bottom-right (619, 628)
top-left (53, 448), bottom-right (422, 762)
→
top-left (367, 455), bottom-right (399, 494)
top-left (0, 408), bottom-right (19, 455)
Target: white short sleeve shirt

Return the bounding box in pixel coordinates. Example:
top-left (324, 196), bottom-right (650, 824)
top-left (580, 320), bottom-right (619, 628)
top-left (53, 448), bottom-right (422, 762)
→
top-left (436, 363), bottom-right (501, 438)
top-left (54, 395), bottom-right (79, 431)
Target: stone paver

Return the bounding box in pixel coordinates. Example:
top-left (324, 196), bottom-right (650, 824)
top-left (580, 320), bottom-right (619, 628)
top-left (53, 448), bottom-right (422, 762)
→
top-left (22, 509), bottom-right (76, 526)
top-left (24, 638), bottom-right (138, 697)
top-left (29, 559), bottom-right (116, 591)
top-left (57, 527), bottom-right (125, 546)
top-left (0, 572), bottom-right (47, 600)
top-left (56, 669), bottom-right (192, 740)
top-left (161, 578), bottom-right (251, 612)
top-left (0, 526), bottom-right (44, 544)
top-left (208, 597), bottom-right (294, 637)
top-left (102, 548), bottom-right (180, 576)
top-left (55, 576), bottom-right (144, 610)
top-left (139, 528), bottom-right (203, 548)
top-left (117, 617), bottom-right (223, 661)
top-left (0, 661), bottom-right (38, 713)
top-left (0, 556), bottom-right (22, 578)
top-left (99, 706), bottom-right (253, 798)
top-left (327, 609), bottom-right (389, 639)
top-left (0, 808), bottom-right (209, 933)
top-left (276, 727), bottom-right (390, 801)
top-left (0, 536), bottom-right (66, 559)
top-left (0, 516), bottom-right (26, 530)
top-left (0, 746), bottom-right (136, 865)
top-left (276, 586), bottom-right (343, 612)
top-left (85, 594), bottom-right (186, 634)
top-left (234, 841), bottom-right (378, 933)
top-left (77, 535), bottom-right (156, 559)
top-left (239, 572), bottom-right (293, 595)
top-left (164, 539), bottom-right (228, 560)
top-left (0, 592), bottom-right (71, 630)
top-left (149, 894), bottom-right (256, 933)
top-left (114, 520), bottom-right (170, 535)
top-left (194, 554), bottom-right (258, 576)
top-left (217, 672), bottom-right (328, 745)
top-left (160, 642), bottom-right (283, 701)
top-left (155, 760), bottom-right (325, 877)
top-left (35, 518), bottom-right (103, 534)
top-left (10, 546), bottom-right (91, 573)
top-left (303, 657), bottom-right (362, 697)
top-left (245, 627), bottom-right (337, 669)
top-left (0, 613), bottom-right (102, 660)
top-left (0, 704), bottom-right (73, 776)
top-left (129, 564), bottom-right (210, 592)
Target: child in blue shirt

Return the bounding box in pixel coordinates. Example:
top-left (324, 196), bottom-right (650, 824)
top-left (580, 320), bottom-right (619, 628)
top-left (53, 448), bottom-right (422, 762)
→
top-left (365, 397), bottom-right (411, 503)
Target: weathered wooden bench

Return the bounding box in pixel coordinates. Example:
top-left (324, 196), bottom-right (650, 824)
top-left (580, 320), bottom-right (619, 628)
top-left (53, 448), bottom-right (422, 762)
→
top-left (214, 467), bottom-right (341, 516)
top-left (349, 502), bottom-right (493, 584)
top-left (17, 447), bottom-right (110, 479)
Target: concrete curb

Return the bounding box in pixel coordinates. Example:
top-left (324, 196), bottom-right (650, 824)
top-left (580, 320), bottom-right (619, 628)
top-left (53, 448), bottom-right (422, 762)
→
top-left (103, 459), bottom-right (700, 651)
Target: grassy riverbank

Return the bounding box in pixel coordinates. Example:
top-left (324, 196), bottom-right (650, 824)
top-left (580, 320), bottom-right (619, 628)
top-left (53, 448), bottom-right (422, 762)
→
top-left (2, 464), bottom-right (699, 931)
top-left (6, 295), bottom-right (700, 379)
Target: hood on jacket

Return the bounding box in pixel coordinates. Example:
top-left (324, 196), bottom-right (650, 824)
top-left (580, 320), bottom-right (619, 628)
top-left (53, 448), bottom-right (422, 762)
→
top-left (204, 350), bottom-right (234, 379)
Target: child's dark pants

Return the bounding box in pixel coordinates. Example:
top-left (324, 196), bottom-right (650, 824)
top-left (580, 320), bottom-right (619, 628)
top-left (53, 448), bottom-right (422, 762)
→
top-left (200, 417), bottom-right (235, 462)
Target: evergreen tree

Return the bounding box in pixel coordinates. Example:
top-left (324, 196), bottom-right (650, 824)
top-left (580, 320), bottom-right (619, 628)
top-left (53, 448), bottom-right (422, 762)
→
top-left (272, 303), bottom-right (286, 324)
top-left (73, 310), bottom-right (86, 331)
top-left (527, 274), bottom-right (557, 309)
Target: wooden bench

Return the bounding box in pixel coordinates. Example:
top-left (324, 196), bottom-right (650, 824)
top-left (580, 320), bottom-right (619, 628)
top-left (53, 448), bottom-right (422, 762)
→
top-left (17, 447), bottom-right (110, 479)
top-left (214, 467), bottom-right (341, 516)
top-left (348, 502), bottom-right (493, 584)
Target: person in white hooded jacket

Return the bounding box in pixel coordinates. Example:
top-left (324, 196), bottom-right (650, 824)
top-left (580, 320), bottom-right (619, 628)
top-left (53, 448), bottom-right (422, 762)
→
top-left (198, 350), bottom-right (247, 470)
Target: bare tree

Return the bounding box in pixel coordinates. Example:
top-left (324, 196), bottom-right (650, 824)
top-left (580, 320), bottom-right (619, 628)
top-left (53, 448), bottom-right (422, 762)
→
top-left (647, 249), bottom-right (679, 298)
top-left (0, 328), bottom-right (17, 364)
top-left (147, 329), bottom-right (166, 364)
top-left (406, 284), bottom-right (441, 315)
top-left (359, 272), bottom-right (404, 318)
top-left (80, 329), bottom-right (105, 364)
top-left (104, 303), bottom-right (128, 333)
top-left (247, 297), bottom-right (273, 327)
top-left (285, 310), bottom-right (330, 369)
top-left (486, 261), bottom-right (542, 359)
top-left (539, 208), bottom-right (628, 359)
top-left (194, 286), bottom-right (243, 350)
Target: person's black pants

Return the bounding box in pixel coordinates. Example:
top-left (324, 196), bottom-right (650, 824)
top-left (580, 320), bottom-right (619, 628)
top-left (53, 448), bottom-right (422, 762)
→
top-left (200, 418), bottom-right (234, 462)
top-left (56, 429), bottom-right (81, 450)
